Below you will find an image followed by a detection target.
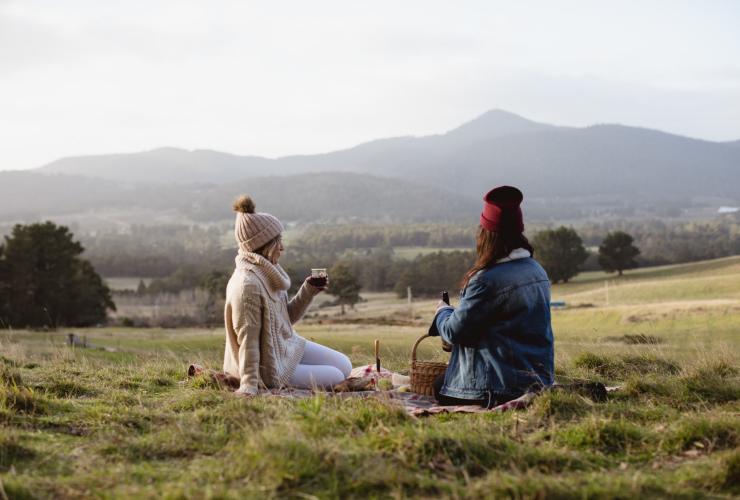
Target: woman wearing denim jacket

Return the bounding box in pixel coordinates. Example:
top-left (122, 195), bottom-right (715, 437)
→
top-left (430, 186), bottom-right (554, 407)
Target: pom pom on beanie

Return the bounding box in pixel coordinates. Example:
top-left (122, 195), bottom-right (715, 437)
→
top-left (233, 195), bottom-right (256, 214)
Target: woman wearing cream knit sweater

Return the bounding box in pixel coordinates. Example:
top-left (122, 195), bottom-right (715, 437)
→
top-left (223, 195), bottom-right (352, 395)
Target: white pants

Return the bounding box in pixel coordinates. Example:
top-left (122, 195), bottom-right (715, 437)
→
top-left (289, 340), bottom-right (352, 389)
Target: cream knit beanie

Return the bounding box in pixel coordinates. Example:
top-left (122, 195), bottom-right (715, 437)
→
top-left (233, 195), bottom-right (284, 253)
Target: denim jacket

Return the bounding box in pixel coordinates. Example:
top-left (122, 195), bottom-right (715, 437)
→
top-left (431, 253), bottom-right (554, 401)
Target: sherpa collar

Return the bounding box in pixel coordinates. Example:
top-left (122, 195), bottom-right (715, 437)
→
top-left (235, 251), bottom-right (291, 294)
top-left (496, 247), bottom-right (531, 264)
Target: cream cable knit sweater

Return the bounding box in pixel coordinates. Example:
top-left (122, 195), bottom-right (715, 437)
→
top-left (223, 251), bottom-right (319, 394)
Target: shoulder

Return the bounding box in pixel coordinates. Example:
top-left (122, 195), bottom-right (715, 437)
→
top-left (512, 257), bottom-right (549, 282)
top-left (228, 270), bottom-right (266, 301)
top-left (463, 271), bottom-right (493, 297)
top-left (527, 258), bottom-right (550, 279)
top-left (472, 264), bottom-right (501, 286)
top-left (478, 258), bottom-right (548, 290)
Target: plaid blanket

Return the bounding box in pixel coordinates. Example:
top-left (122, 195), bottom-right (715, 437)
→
top-left (186, 364), bottom-right (618, 417)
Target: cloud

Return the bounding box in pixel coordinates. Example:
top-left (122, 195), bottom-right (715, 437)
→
top-left (0, 0), bottom-right (739, 171)
top-left (0, 5), bottom-right (70, 74)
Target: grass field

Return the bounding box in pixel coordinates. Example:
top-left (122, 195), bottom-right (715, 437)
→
top-left (1, 257), bottom-right (739, 498)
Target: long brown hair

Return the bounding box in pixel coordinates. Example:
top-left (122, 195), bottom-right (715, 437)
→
top-left (460, 226), bottom-right (534, 288)
top-left (255, 235), bottom-right (282, 264)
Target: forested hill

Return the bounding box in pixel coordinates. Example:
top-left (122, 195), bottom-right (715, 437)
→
top-left (40, 147), bottom-right (271, 185)
top-left (187, 172), bottom-right (480, 223)
top-left (0, 171), bottom-right (479, 224)
top-left (37, 110), bottom-right (740, 203)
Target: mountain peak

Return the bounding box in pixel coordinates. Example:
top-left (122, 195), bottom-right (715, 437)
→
top-left (476, 108), bottom-right (531, 121)
top-left (147, 147), bottom-right (190, 155)
top-left (445, 109), bottom-right (556, 142)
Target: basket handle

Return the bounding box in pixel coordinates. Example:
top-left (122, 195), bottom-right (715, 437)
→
top-left (411, 334), bottom-right (434, 363)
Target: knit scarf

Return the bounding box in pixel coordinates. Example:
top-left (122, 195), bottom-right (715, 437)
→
top-left (235, 251), bottom-right (291, 292)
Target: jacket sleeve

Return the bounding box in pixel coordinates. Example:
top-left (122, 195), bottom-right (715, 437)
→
top-left (287, 281), bottom-right (320, 324)
top-left (434, 278), bottom-right (493, 346)
top-left (232, 285), bottom-right (263, 394)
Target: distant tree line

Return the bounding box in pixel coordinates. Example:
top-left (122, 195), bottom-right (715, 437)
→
top-left (3, 215), bottom-right (734, 327)
top-left (111, 220), bottom-right (732, 299)
top-left (294, 217), bottom-right (739, 264)
top-left (324, 228), bottom-right (641, 294)
top-left (63, 216), bottom-right (740, 284)
top-left (80, 224), bottom-right (233, 277)
top-left (3, 215), bottom-right (726, 318)
top-left (576, 216), bottom-right (740, 265)
top-left (291, 224), bottom-right (476, 253)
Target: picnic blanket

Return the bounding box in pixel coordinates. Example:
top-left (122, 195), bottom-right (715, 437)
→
top-left (186, 363), bottom-right (618, 417)
top-left (186, 363), bottom-right (435, 414)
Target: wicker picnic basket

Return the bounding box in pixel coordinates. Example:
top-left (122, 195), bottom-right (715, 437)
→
top-left (410, 334), bottom-right (448, 396)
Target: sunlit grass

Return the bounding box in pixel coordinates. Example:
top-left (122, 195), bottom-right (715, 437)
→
top-left (1, 256), bottom-right (738, 498)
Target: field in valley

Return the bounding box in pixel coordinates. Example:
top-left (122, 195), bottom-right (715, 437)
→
top-left (1, 256), bottom-right (739, 498)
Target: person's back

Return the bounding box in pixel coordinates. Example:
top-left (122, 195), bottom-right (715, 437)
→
top-left (431, 186), bottom-right (555, 407)
top-left (471, 257), bottom-right (553, 393)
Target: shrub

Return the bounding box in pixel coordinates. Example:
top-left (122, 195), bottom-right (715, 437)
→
top-left (0, 365), bottom-right (22, 387)
top-left (0, 433), bottom-right (35, 471)
top-left (530, 390), bottom-right (591, 421)
top-left (603, 334), bottom-right (663, 344)
top-left (0, 386), bottom-right (44, 414)
top-left (664, 416), bottom-right (739, 453)
top-left (681, 360), bottom-right (740, 404)
top-left (44, 379), bottom-right (95, 398)
top-left (573, 352), bottom-right (680, 380)
top-left (722, 450), bottom-right (740, 493)
top-left (557, 418), bottom-right (648, 455)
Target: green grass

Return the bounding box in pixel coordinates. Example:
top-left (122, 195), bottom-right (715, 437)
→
top-left (553, 255), bottom-right (740, 298)
top-left (1, 256), bottom-right (739, 498)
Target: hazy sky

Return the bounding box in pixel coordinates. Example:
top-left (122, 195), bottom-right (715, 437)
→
top-left (2, 0), bottom-right (739, 170)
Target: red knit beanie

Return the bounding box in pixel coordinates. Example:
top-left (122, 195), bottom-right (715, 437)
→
top-left (480, 186), bottom-right (524, 233)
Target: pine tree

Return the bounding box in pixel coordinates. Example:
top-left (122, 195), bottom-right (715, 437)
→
top-left (328, 262), bottom-right (361, 315)
top-left (532, 227), bottom-right (589, 283)
top-left (0, 222), bottom-right (115, 328)
top-left (598, 231), bottom-right (640, 276)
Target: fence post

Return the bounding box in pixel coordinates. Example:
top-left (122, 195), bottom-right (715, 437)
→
top-left (407, 286), bottom-right (413, 319)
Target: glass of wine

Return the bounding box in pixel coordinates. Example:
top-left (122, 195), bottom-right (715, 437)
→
top-left (308, 268), bottom-right (328, 288)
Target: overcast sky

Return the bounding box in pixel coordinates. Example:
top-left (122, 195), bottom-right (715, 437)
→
top-left (1, 0), bottom-right (739, 170)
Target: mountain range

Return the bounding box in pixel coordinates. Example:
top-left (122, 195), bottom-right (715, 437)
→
top-left (2, 110), bottom-right (738, 225)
